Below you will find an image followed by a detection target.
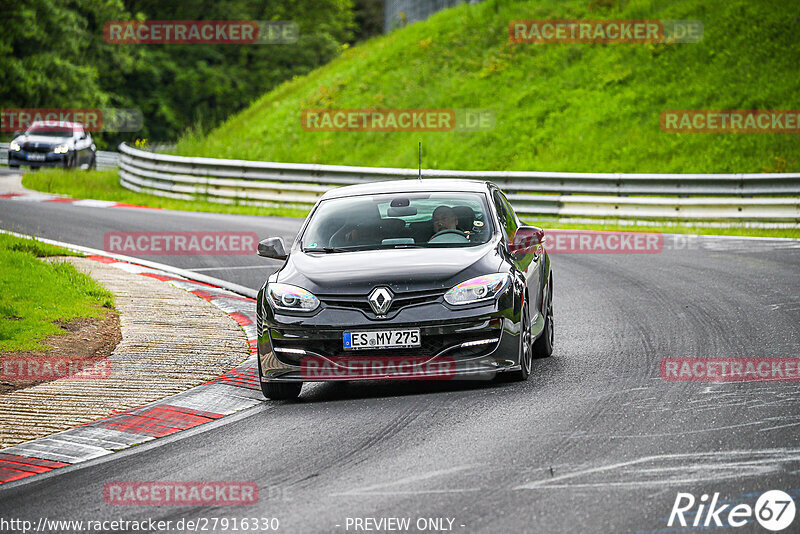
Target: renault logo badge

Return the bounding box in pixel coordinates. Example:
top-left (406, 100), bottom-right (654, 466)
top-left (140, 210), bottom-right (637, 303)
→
top-left (368, 287), bottom-right (393, 315)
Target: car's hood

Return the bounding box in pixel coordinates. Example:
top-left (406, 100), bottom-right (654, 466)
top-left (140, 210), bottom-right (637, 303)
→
top-left (278, 242), bottom-right (504, 294)
top-left (17, 135), bottom-right (72, 147)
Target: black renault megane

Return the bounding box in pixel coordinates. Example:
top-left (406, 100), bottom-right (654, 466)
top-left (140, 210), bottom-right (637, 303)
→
top-left (256, 179), bottom-right (553, 400)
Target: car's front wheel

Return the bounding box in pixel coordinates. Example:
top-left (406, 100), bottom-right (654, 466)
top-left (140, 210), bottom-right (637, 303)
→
top-left (533, 278), bottom-right (554, 359)
top-left (510, 301), bottom-right (533, 381)
top-left (257, 353), bottom-right (302, 400)
top-left (261, 381), bottom-right (302, 400)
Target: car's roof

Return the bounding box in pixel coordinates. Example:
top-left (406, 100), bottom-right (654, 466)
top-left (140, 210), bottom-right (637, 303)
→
top-left (320, 179), bottom-right (493, 200)
top-left (27, 121), bottom-right (83, 130)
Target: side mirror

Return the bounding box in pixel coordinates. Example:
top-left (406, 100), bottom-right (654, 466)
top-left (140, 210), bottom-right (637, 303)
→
top-left (509, 226), bottom-right (545, 255)
top-left (257, 237), bottom-right (287, 260)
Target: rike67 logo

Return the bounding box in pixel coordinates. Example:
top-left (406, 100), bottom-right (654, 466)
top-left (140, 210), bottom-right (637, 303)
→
top-left (669, 490), bottom-right (796, 531)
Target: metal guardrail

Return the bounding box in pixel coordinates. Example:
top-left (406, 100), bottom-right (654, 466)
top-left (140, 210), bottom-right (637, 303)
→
top-left (0, 142), bottom-right (119, 170)
top-left (118, 143), bottom-right (800, 221)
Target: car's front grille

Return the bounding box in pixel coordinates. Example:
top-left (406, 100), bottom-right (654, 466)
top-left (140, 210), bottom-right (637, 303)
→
top-left (21, 144), bottom-right (52, 153)
top-left (271, 324), bottom-right (502, 363)
top-left (318, 289), bottom-right (445, 318)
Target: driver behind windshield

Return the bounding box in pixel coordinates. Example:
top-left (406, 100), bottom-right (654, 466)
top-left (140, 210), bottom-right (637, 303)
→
top-left (432, 205), bottom-right (459, 233)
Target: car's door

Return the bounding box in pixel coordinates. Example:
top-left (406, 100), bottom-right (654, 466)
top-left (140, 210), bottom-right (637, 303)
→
top-left (84, 132), bottom-right (96, 166)
top-left (74, 128), bottom-right (90, 166)
top-left (492, 188), bottom-right (543, 313)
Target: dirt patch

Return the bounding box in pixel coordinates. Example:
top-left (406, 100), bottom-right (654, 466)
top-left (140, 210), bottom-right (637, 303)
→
top-left (0, 311), bottom-right (121, 395)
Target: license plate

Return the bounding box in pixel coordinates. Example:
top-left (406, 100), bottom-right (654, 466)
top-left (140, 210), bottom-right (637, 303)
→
top-left (27, 153), bottom-right (46, 161)
top-left (344, 329), bottom-right (421, 350)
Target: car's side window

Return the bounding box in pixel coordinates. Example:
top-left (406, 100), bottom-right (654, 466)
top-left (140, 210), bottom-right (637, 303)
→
top-left (492, 190), bottom-right (507, 229)
top-left (493, 190), bottom-right (518, 242)
top-left (501, 193), bottom-right (520, 234)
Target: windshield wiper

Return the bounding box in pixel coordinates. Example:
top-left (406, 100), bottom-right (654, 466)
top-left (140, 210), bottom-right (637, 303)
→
top-left (303, 246), bottom-right (353, 253)
top-left (303, 244), bottom-right (425, 253)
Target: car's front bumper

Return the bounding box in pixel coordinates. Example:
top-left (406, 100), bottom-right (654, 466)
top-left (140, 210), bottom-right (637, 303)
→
top-left (8, 151), bottom-right (69, 168)
top-left (258, 299), bottom-right (522, 382)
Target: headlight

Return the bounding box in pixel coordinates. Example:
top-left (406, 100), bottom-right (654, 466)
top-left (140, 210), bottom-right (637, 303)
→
top-left (9, 141), bottom-right (21, 151)
top-left (267, 283), bottom-right (320, 312)
top-left (444, 273), bottom-right (509, 306)
top-left (54, 145), bottom-right (69, 154)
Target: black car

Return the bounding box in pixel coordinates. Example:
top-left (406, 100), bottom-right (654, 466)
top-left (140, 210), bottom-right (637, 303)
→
top-left (256, 179), bottom-right (554, 400)
top-left (8, 121), bottom-right (96, 170)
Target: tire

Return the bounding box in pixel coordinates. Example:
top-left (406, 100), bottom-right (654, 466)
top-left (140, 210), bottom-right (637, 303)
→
top-left (260, 381), bottom-right (302, 400)
top-left (9, 164), bottom-right (19, 169)
top-left (533, 278), bottom-right (554, 359)
top-left (509, 301), bottom-right (533, 381)
top-left (257, 352), bottom-right (302, 400)
top-left (88, 155), bottom-right (97, 171)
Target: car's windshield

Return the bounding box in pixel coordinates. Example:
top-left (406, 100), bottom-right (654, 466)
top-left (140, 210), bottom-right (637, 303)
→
top-left (301, 191), bottom-right (494, 252)
top-left (25, 125), bottom-right (75, 137)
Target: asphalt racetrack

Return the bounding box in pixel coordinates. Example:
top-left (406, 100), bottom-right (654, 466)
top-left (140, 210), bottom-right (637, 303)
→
top-left (1, 191), bottom-right (799, 533)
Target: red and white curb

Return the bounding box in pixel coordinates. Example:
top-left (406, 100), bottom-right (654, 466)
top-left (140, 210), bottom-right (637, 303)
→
top-left (0, 233), bottom-right (264, 486)
top-left (0, 191), bottom-right (156, 210)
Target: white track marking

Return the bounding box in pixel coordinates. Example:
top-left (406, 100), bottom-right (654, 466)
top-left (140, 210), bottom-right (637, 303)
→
top-left (333, 465), bottom-right (480, 496)
top-left (759, 421), bottom-right (800, 432)
top-left (514, 449), bottom-right (800, 490)
top-left (70, 199), bottom-right (118, 208)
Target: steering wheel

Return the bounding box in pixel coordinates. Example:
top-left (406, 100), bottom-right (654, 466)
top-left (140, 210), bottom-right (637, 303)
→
top-left (429, 228), bottom-right (468, 241)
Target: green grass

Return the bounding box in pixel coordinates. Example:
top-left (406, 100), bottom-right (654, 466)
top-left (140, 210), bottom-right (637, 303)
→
top-left (22, 169), bottom-right (309, 218)
top-left (174, 0), bottom-right (800, 173)
top-left (0, 234), bottom-right (115, 352)
top-left (0, 233), bottom-right (83, 258)
top-left (22, 1), bottom-right (799, 236)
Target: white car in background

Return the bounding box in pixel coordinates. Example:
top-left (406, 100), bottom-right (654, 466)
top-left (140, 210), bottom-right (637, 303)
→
top-left (8, 121), bottom-right (96, 170)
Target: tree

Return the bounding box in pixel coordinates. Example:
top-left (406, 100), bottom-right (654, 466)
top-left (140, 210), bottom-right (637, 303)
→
top-left (0, 0), bottom-right (355, 147)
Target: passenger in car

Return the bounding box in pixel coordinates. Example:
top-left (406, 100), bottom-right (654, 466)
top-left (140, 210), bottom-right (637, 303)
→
top-left (432, 206), bottom-right (459, 233)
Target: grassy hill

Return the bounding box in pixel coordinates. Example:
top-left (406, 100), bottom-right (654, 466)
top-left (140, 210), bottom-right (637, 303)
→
top-left (174, 0), bottom-right (799, 173)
